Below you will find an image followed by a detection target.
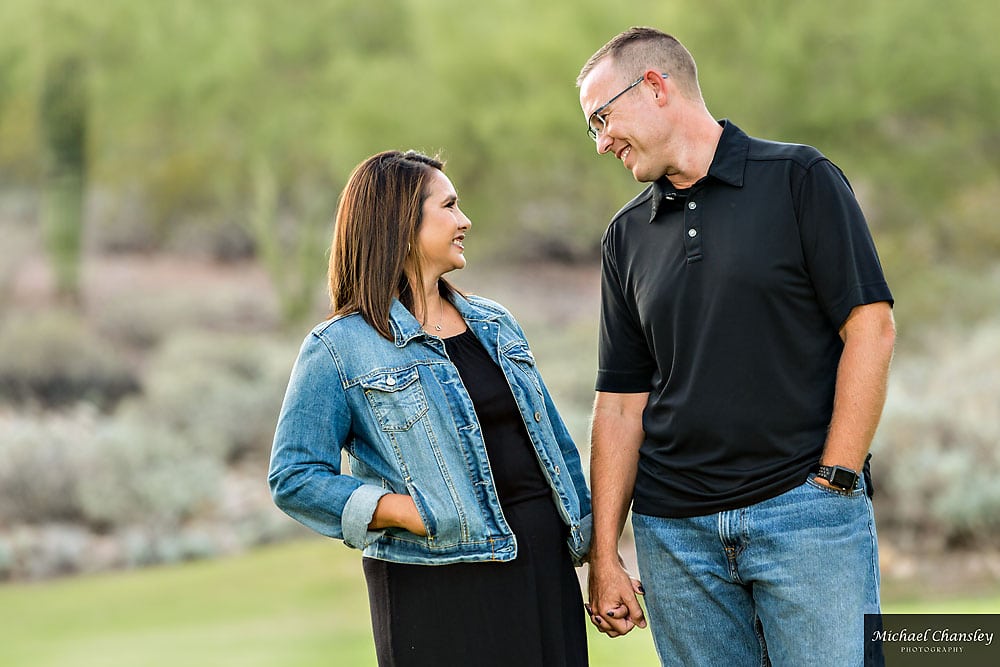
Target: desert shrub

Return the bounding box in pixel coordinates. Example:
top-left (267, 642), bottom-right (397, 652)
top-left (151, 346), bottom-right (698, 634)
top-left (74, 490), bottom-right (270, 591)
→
top-left (74, 412), bottom-right (223, 531)
top-left (0, 310), bottom-right (139, 409)
top-left (135, 331), bottom-right (293, 463)
top-left (0, 407), bottom-right (292, 578)
top-left (165, 215), bottom-right (256, 262)
top-left (0, 535), bottom-right (11, 579)
top-left (90, 296), bottom-right (169, 350)
top-left (0, 407), bottom-right (221, 530)
top-left (0, 201), bottom-right (38, 306)
top-left (0, 523), bottom-right (247, 580)
top-left (0, 524), bottom-right (95, 580)
top-left (872, 321), bottom-right (1000, 546)
top-left (116, 526), bottom-right (219, 569)
top-left (0, 409), bottom-right (95, 524)
top-left (85, 186), bottom-right (160, 253)
top-left (91, 280), bottom-right (283, 353)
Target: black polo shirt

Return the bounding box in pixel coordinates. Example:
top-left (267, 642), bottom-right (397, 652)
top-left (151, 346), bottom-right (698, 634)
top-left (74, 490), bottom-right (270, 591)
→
top-left (597, 120), bottom-right (893, 518)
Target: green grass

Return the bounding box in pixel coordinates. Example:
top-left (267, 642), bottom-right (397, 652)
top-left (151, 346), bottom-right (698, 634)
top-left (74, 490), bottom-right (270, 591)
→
top-left (1, 539), bottom-right (997, 667)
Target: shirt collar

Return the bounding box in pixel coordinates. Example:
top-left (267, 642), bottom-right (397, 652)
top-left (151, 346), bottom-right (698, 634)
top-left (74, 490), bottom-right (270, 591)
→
top-left (649, 119), bottom-right (749, 222)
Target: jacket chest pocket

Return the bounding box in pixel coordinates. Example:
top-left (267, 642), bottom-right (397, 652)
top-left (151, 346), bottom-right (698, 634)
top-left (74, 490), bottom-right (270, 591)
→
top-left (501, 342), bottom-right (542, 395)
top-left (360, 367), bottom-right (429, 432)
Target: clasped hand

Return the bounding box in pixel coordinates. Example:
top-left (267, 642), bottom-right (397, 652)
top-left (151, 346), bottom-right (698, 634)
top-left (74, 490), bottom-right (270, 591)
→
top-left (586, 555), bottom-right (646, 638)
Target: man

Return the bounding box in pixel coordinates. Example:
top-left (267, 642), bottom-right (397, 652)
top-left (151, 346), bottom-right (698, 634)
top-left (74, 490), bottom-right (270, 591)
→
top-left (577, 27), bottom-right (895, 665)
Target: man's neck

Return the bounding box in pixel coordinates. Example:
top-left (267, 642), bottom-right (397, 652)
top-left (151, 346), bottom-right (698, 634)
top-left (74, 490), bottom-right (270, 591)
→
top-left (665, 116), bottom-right (723, 190)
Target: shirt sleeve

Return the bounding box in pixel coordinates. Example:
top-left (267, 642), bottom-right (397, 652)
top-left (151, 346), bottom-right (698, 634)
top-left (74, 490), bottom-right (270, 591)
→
top-left (595, 231), bottom-right (657, 393)
top-left (795, 158), bottom-right (894, 330)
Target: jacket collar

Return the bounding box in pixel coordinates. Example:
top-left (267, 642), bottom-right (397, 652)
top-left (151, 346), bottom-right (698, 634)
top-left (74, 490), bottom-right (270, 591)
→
top-left (388, 293), bottom-right (501, 347)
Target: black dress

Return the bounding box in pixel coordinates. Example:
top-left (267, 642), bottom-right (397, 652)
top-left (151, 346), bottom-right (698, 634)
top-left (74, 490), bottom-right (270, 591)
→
top-left (362, 328), bottom-right (588, 667)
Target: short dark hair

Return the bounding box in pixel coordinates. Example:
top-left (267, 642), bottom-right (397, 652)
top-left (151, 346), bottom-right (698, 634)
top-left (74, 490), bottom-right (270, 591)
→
top-left (577, 27), bottom-right (701, 101)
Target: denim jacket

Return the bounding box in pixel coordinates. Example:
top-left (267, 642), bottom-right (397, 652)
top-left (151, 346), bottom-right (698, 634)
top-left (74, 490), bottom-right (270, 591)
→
top-left (268, 294), bottom-right (592, 566)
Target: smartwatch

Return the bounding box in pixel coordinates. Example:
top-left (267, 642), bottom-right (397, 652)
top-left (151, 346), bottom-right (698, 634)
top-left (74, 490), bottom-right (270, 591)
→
top-left (815, 465), bottom-right (859, 491)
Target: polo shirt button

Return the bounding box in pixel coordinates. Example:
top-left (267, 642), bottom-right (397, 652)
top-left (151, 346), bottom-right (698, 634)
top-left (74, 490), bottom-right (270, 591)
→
top-left (688, 228), bottom-right (698, 237)
top-left (688, 201), bottom-right (697, 209)
top-left (533, 411), bottom-right (542, 422)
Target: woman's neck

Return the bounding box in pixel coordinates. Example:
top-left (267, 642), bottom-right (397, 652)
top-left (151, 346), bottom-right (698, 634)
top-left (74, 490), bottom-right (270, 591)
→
top-left (419, 277), bottom-right (441, 309)
top-left (409, 275), bottom-right (444, 329)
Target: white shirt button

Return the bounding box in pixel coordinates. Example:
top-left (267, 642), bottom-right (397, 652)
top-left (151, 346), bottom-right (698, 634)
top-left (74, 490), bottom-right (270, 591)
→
top-left (688, 228), bottom-right (698, 237)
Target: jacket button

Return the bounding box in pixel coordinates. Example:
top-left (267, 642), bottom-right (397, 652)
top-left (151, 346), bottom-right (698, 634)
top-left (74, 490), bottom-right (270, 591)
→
top-left (554, 465), bottom-right (561, 475)
top-left (533, 411), bottom-right (542, 422)
top-left (386, 376), bottom-right (396, 386)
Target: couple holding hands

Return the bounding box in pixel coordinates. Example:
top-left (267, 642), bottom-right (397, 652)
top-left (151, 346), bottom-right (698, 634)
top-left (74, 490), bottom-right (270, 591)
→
top-left (269, 27), bottom-right (894, 667)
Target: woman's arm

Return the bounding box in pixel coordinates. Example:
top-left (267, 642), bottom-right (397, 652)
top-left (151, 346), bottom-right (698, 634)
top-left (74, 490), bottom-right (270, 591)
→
top-left (268, 333), bottom-right (393, 548)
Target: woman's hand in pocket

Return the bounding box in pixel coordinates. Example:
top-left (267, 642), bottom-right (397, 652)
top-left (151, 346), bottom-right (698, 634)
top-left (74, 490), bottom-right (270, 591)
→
top-left (368, 493), bottom-right (428, 536)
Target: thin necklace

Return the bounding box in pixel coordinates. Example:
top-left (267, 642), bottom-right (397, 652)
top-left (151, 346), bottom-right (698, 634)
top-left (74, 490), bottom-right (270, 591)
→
top-left (433, 295), bottom-right (443, 332)
top-left (423, 293), bottom-right (443, 332)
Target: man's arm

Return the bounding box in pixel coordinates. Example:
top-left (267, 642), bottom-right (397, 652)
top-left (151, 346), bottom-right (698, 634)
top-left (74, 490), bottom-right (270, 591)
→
top-left (588, 390), bottom-right (649, 637)
top-left (815, 301), bottom-right (896, 483)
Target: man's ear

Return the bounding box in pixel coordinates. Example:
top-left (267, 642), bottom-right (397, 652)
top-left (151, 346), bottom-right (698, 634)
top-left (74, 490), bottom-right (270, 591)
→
top-left (644, 70), bottom-right (669, 106)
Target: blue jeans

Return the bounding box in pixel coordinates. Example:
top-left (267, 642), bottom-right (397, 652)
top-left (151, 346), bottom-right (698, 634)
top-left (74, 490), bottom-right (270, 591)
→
top-left (632, 475), bottom-right (881, 666)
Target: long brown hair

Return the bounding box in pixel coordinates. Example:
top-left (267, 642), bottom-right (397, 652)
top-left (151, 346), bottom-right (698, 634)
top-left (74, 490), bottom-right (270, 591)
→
top-left (328, 150), bottom-right (458, 340)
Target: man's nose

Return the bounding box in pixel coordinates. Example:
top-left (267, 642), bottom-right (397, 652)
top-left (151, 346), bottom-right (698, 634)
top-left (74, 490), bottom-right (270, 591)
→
top-left (596, 133), bottom-right (614, 155)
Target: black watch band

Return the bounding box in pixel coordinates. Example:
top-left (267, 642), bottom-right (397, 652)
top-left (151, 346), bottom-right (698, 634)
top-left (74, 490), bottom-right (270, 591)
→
top-left (814, 464), bottom-right (860, 491)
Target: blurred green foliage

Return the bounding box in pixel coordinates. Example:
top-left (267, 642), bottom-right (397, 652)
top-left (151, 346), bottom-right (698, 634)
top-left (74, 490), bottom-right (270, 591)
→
top-left (1, 0), bottom-right (998, 331)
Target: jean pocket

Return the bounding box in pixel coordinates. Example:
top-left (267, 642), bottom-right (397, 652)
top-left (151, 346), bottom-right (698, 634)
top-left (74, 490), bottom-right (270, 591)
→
top-left (805, 473), bottom-right (865, 499)
top-left (360, 366), bottom-right (429, 431)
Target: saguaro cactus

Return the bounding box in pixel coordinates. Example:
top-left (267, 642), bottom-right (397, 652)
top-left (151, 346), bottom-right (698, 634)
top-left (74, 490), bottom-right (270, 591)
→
top-left (250, 161), bottom-right (329, 328)
top-left (39, 54), bottom-right (88, 302)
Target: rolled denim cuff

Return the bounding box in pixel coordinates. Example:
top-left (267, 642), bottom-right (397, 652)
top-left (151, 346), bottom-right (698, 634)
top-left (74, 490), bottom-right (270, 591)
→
top-left (342, 484), bottom-right (392, 549)
top-left (569, 512), bottom-right (593, 566)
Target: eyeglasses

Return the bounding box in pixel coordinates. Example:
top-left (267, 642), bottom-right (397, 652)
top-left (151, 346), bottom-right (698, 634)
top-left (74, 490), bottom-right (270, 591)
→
top-left (586, 72), bottom-right (669, 142)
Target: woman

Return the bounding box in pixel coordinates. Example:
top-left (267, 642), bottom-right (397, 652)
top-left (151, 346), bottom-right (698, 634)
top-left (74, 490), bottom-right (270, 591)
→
top-left (268, 150), bottom-right (592, 666)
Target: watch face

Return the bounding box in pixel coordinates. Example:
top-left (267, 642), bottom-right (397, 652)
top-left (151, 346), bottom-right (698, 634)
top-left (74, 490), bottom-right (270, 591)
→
top-left (830, 467), bottom-right (858, 489)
